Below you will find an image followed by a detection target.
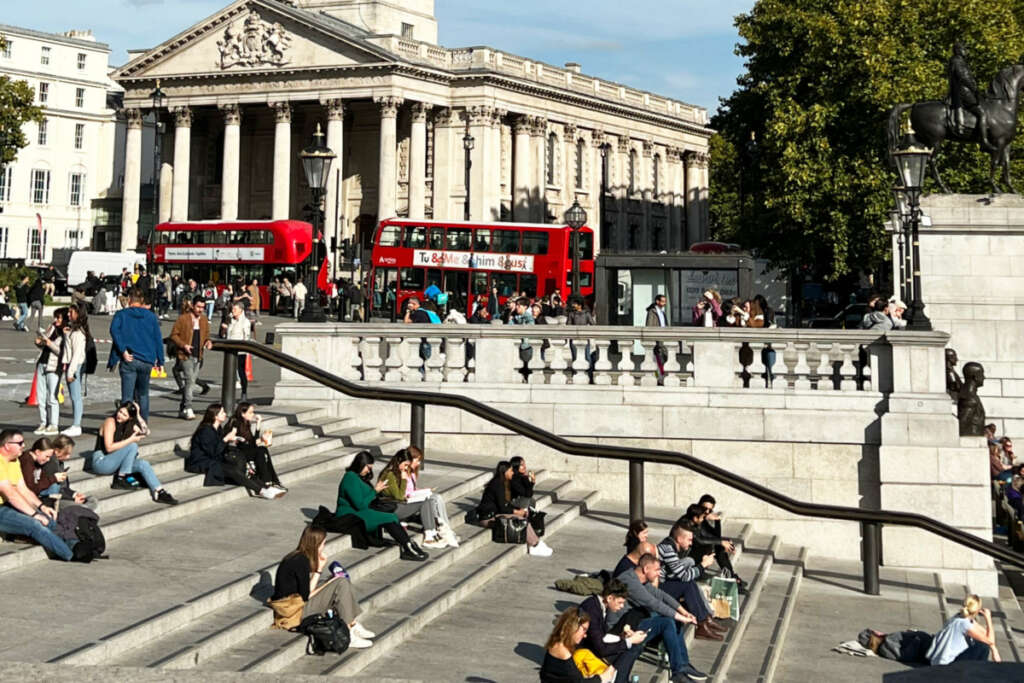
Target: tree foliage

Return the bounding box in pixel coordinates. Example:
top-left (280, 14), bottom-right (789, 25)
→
top-left (710, 0), bottom-right (1024, 279)
top-left (0, 35), bottom-right (44, 167)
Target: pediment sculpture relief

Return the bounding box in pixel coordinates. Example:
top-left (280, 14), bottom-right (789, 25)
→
top-left (217, 10), bottom-right (291, 69)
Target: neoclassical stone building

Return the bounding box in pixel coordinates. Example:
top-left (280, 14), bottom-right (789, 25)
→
top-left (113, 0), bottom-right (711, 262)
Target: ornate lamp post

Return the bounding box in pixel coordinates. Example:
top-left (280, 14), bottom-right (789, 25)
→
top-left (298, 124), bottom-right (335, 323)
top-left (147, 79), bottom-right (166, 265)
top-left (463, 124), bottom-right (474, 221)
top-left (890, 184), bottom-right (911, 304)
top-left (891, 145), bottom-right (932, 331)
top-left (564, 198), bottom-right (588, 296)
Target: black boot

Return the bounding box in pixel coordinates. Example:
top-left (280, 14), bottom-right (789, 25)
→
top-left (400, 542), bottom-right (428, 562)
top-left (409, 540), bottom-right (429, 560)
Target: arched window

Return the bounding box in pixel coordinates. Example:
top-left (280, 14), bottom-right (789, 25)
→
top-left (575, 139), bottom-right (585, 189)
top-left (628, 149), bottom-right (637, 195)
top-left (653, 153), bottom-right (661, 197)
top-left (546, 132), bottom-right (558, 186)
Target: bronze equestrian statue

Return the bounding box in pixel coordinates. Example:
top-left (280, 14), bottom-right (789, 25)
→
top-left (887, 46), bottom-right (1024, 194)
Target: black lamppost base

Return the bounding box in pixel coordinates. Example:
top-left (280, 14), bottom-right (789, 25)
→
top-left (300, 299), bottom-right (327, 323)
top-left (907, 300), bottom-right (932, 331)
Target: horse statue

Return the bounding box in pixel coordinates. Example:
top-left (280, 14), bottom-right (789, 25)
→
top-left (887, 63), bottom-right (1024, 194)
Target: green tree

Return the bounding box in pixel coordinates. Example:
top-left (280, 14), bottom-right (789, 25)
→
top-left (0, 35), bottom-right (44, 167)
top-left (710, 0), bottom-right (1024, 279)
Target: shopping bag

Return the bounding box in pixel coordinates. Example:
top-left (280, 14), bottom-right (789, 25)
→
top-left (710, 576), bottom-right (740, 620)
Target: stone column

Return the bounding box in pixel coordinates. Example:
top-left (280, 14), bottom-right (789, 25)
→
top-left (171, 106), bottom-right (192, 222)
top-left (120, 108), bottom-right (143, 250)
top-left (530, 116), bottom-right (548, 222)
top-left (590, 129), bottom-right (607, 250)
top-left (488, 108), bottom-right (506, 220)
top-left (563, 123), bottom-right (577, 213)
top-left (641, 139), bottom-right (654, 250)
top-left (513, 116), bottom-right (532, 221)
top-left (685, 151), bottom-right (707, 248)
top-left (467, 106), bottom-right (493, 221)
top-left (271, 102), bottom-right (292, 220)
top-left (324, 99), bottom-right (345, 238)
top-left (220, 104), bottom-right (241, 221)
top-left (375, 95), bottom-right (403, 220)
top-left (667, 147), bottom-right (684, 251)
top-left (158, 162), bottom-right (173, 224)
top-left (431, 108), bottom-right (457, 220)
top-left (616, 136), bottom-right (631, 251)
top-left (408, 102), bottom-right (430, 220)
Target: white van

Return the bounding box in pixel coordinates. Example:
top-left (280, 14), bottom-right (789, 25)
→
top-left (67, 251), bottom-right (147, 287)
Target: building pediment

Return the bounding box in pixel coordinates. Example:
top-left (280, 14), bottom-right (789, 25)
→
top-left (113, 0), bottom-right (397, 82)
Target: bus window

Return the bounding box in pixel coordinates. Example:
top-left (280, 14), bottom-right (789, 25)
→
top-left (445, 271), bottom-right (469, 305)
top-left (472, 271), bottom-right (489, 295)
top-left (400, 267), bottom-right (425, 290)
top-left (473, 229), bottom-right (490, 251)
top-left (522, 232), bottom-right (549, 255)
top-left (213, 231), bottom-right (229, 244)
top-left (380, 225), bottom-right (402, 247)
top-left (520, 273), bottom-right (538, 297)
top-left (494, 272), bottom-right (517, 296)
top-left (493, 229), bottom-right (519, 253)
top-left (579, 232), bottom-right (594, 260)
top-left (426, 268), bottom-right (443, 289)
top-left (566, 270), bottom-right (593, 288)
top-left (428, 227), bottom-right (444, 250)
top-left (447, 227), bottom-right (471, 251)
top-left (404, 226), bottom-right (427, 249)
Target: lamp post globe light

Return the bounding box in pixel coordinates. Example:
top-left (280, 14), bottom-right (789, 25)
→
top-left (146, 79), bottom-right (166, 264)
top-left (463, 125), bottom-right (474, 221)
top-left (564, 198), bottom-right (587, 296)
top-left (298, 123), bottom-right (335, 323)
top-left (890, 145), bottom-right (932, 331)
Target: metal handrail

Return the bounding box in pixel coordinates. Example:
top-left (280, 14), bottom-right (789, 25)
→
top-left (212, 339), bottom-right (1024, 592)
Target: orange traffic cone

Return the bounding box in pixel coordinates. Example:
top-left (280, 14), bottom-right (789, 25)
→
top-left (245, 354), bottom-right (254, 382)
top-left (25, 368), bottom-right (39, 406)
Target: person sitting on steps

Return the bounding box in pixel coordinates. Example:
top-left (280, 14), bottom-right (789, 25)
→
top-left (269, 525), bottom-right (375, 648)
top-left (334, 450), bottom-right (428, 562)
top-left (539, 606), bottom-right (616, 683)
top-left (88, 402), bottom-right (178, 505)
top-left (224, 402), bottom-right (286, 498)
top-left (623, 519), bottom-right (648, 554)
top-left (657, 521), bottom-right (726, 641)
top-left (509, 455), bottom-right (536, 504)
top-left (186, 404), bottom-right (283, 500)
top-left (690, 495), bottom-right (745, 593)
top-left (474, 460), bottom-right (552, 557)
top-left (926, 594), bottom-right (1001, 665)
top-left (377, 447), bottom-right (458, 549)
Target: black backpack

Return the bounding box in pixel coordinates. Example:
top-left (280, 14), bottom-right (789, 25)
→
top-left (299, 611), bottom-right (350, 656)
top-left (73, 516), bottom-right (107, 562)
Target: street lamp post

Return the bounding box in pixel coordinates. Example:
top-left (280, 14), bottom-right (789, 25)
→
top-left (564, 198), bottom-right (588, 297)
top-left (463, 124), bottom-right (474, 221)
top-left (298, 124), bottom-right (336, 323)
top-left (891, 145), bottom-right (932, 331)
top-left (147, 79), bottom-right (166, 266)
top-left (890, 185), bottom-right (911, 304)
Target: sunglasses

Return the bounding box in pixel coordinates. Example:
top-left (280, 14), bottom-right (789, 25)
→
top-left (7, 440), bottom-right (24, 446)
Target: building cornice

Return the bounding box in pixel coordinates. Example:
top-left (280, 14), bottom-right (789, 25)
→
top-left (0, 24), bottom-right (111, 52)
top-left (0, 65), bottom-right (114, 90)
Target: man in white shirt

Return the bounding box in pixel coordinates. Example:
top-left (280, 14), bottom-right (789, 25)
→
top-left (293, 280), bottom-right (308, 320)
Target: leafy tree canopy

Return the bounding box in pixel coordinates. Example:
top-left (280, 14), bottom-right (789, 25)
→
top-left (710, 0), bottom-right (1024, 279)
top-left (0, 35), bottom-right (44, 167)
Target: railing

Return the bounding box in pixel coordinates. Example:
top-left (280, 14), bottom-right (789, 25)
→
top-left (212, 338), bottom-right (1024, 595)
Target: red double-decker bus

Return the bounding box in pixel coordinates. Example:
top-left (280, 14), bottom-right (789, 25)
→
top-left (368, 218), bottom-right (595, 316)
top-left (152, 219), bottom-right (323, 309)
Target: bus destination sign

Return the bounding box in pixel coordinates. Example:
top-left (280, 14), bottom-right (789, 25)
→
top-left (165, 247), bottom-right (265, 261)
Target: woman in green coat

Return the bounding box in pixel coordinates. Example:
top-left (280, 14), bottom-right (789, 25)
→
top-left (335, 451), bottom-right (428, 562)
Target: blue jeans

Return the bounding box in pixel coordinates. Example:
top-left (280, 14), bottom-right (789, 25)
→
top-left (89, 443), bottom-right (162, 491)
top-left (15, 303), bottom-right (28, 329)
top-left (662, 579), bottom-right (711, 622)
top-left (38, 483), bottom-right (62, 498)
top-left (36, 364), bottom-right (60, 427)
top-left (0, 505), bottom-right (73, 560)
top-left (119, 357), bottom-right (153, 420)
top-left (612, 616), bottom-right (690, 682)
top-left (67, 363), bottom-right (83, 427)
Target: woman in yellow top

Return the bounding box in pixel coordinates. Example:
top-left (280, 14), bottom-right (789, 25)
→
top-left (377, 448), bottom-right (457, 550)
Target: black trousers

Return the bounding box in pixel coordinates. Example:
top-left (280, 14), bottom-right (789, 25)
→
top-left (380, 520), bottom-right (410, 546)
top-left (237, 353), bottom-right (248, 394)
top-left (228, 444), bottom-right (280, 490)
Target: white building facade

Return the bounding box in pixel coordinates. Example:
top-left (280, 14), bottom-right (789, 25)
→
top-left (0, 24), bottom-right (121, 261)
top-left (112, 0), bottom-right (711, 262)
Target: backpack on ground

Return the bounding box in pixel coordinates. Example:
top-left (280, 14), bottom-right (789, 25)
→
top-left (56, 504), bottom-right (106, 562)
top-left (299, 611), bottom-right (350, 655)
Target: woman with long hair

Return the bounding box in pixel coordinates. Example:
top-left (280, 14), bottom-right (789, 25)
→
top-left (269, 525), bottom-right (374, 648)
top-left (223, 402), bottom-right (285, 496)
top-left (335, 451), bottom-right (428, 562)
top-left (926, 594), bottom-right (1000, 665)
top-left (33, 307), bottom-right (67, 435)
top-left (475, 460), bottom-right (552, 557)
top-left (624, 520), bottom-right (649, 554)
top-left (377, 447), bottom-right (458, 550)
top-left (60, 303), bottom-right (90, 437)
top-left (90, 401), bottom-right (178, 505)
top-left (540, 607), bottom-right (615, 683)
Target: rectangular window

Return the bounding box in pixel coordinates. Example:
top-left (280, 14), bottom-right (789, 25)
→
top-left (74, 123), bottom-right (84, 150)
top-left (520, 273), bottom-right (538, 297)
top-left (1, 41), bottom-right (11, 59)
top-left (473, 229), bottom-right (490, 251)
top-left (425, 268), bottom-right (442, 289)
top-left (38, 82), bottom-right (48, 104)
top-left (401, 23), bottom-right (414, 39)
top-left (471, 271), bottom-right (489, 295)
top-left (77, 52), bottom-right (86, 70)
top-left (428, 226), bottom-right (444, 250)
top-left (493, 272), bottom-right (517, 297)
top-left (29, 227), bottom-right (47, 260)
top-left (400, 267), bottom-right (425, 290)
top-left (403, 226), bottom-right (426, 249)
top-left (31, 169), bottom-right (51, 204)
top-left (446, 227), bottom-right (471, 251)
top-left (379, 225), bottom-right (402, 247)
top-left (0, 227), bottom-right (7, 257)
top-left (75, 87), bottom-right (85, 108)
top-left (37, 119), bottom-right (48, 146)
top-left (579, 232), bottom-right (594, 260)
top-left (492, 229), bottom-right (520, 253)
top-left (0, 165), bottom-right (12, 202)
top-left (40, 46), bottom-right (50, 65)
top-left (69, 172), bottom-right (84, 206)
top-left (521, 231), bottom-right (549, 255)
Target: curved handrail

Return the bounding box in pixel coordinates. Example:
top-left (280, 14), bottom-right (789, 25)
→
top-left (213, 339), bottom-right (1024, 569)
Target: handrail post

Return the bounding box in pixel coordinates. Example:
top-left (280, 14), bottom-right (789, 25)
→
top-left (629, 460), bottom-right (644, 522)
top-left (410, 402), bottom-right (425, 454)
top-left (862, 521), bottom-right (880, 595)
top-left (222, 351), bottom-right (238, 415)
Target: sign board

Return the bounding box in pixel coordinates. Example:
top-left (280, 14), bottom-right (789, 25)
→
top-left (681, 269), bottom-right (739, 307)
top-left (165, 247), bottom-right (265, 262)
top-left (412, 250), bottom-right (533, 273)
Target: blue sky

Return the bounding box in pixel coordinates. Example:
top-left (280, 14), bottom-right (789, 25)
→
top-left (2, 0), bottom-right (751, 113)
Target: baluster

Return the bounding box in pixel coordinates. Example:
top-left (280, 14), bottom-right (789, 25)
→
top-left (383, 336), bottom-right (404, 382)
top-left (770, 342), bottom-right (789, 391)
top-left (548, 339), bottom-right (569, 385)
top-left (592, 339), bottom-right (613, 385)
top-left (639, 340), bottom-right (659, 387)
top-left (814, 342), bottom-right (835, 391)
top-left (838, 343), bottom-right (858, 391)
top-left (677, 341), bottom-right (693, 387)
top-left (423, 336), bottom-right (445, 382)
top-left (616, 337), bottom-right (636, 386)
top-left (747, 342), bottom-right (766, 389)
top-left (737, 341), bottom-right (754, 388)
top-left (526, 339), bottom-right (546, 384)
top-left (662, 341), bottom-right (681, 388)
top-left (569, 338), bottom-right (591, 384)
top-left (402, 337), bottom-right (424, 383)
top-left (861, 344), bottom-right (874, 391)
top-left (359, 336), bottom-right (383, 382)
top-left (792, 341), bottom-right (812, 390)
top-left (444, 337), bottom-right (467, 382)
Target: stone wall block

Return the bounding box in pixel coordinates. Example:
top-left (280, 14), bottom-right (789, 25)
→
top-left (661, 407), bottom-right (765, 440)
top-left (879, 484), bottom-right (952, 519)
top-left (936, 448), bottom-right (992, 487)
top-left (764, 409), bottom-right (873, 443)
top-left (878, 446), bottom-right (939, 483)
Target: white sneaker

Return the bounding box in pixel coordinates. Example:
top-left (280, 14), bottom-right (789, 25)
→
top-left (528, 541), bottom-right (553, 557)
top-left (421, 536), bottom-right (447, 549)
top-left (33, 423), bottom-right (47, 435)
top-left (44, 425), bottom-right (59, 435)
top-left (183, 409), bottom-right (196, 420)
top-left (351, 622), bottom-right (375, 639)
top-left (440, 524), bottom-right (460, 548)
top-left (259, 486), bottom-right (286, 500)
top-left (61, 425), bottom-right (82, 437)
top-left (349, 634), bottom-right (373, 649)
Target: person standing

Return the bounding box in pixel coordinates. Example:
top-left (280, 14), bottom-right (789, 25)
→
top-left (247, 278), bottom-right (262, 325)
top-left (109, 288), bottom-right (165, 421)
top-left (26, 276), bottom-right (45, 333)
top-left (292, 279), bottom-right (307, 320)
top-left (645, 294), bottom-right (670, 380)
top-left (13, 275), bottom-right (30, 331)
top-left (170, 296), bottom-right (212, 420)
top-left (33, 308), bottom-right (68, 435)
top-left (60, 304), bottom-right (90, 437)
top-left (226, 302), bottom-right (252, 401)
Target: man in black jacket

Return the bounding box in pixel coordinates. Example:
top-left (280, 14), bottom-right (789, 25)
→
top-left (683, 498), bottom-right (745, 593)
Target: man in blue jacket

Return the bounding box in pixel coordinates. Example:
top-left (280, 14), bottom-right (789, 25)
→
top-left (109, 288), bottom-right (164, 420)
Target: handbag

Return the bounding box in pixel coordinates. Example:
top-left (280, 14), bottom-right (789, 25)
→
top-left (369, 496), bottom-right (398, 513)
top-left (491, 516), bottom-right (529, 544)
top-left (298, 611), bottom-right (350, 655)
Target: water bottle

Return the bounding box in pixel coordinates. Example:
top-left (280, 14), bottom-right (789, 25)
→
top-left (326, 608), bottom-right (334, 619)
top-left (630, 676), bottom-right (640, 683)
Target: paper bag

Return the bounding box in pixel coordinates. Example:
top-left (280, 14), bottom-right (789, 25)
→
top-left (710, 576), bottom-right (740, 620)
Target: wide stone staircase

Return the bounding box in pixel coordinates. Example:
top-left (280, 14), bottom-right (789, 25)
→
top-left (2, 406), bottom-right (1024, 681)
